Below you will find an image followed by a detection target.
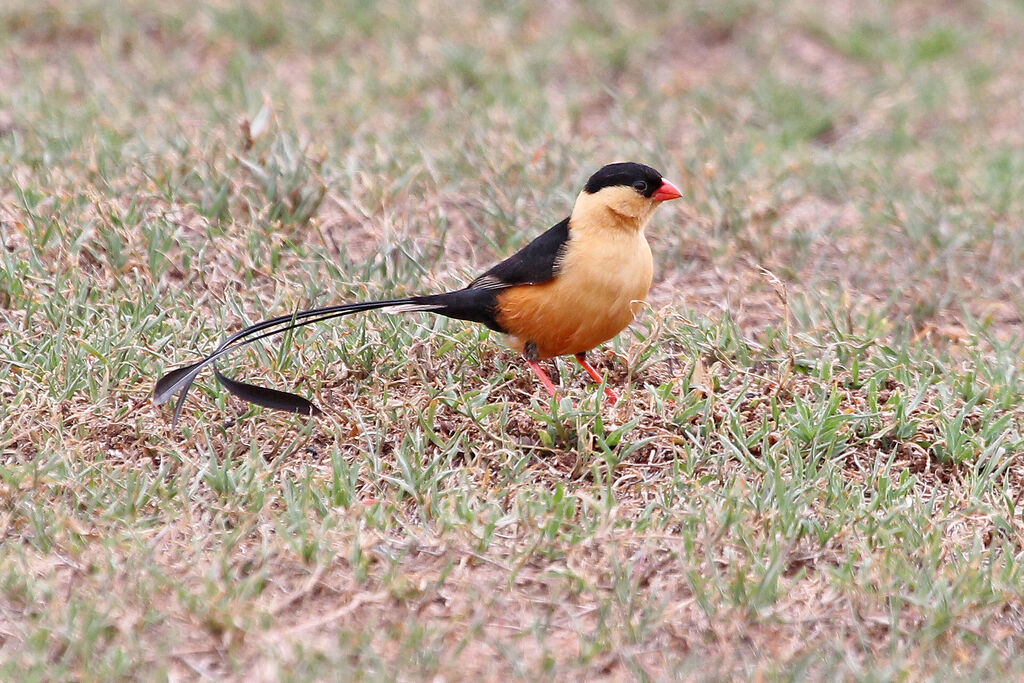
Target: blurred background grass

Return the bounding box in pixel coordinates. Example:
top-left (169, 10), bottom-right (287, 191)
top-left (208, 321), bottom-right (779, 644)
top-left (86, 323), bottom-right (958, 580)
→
top-left (3, 0), bottom-right (1024, 678)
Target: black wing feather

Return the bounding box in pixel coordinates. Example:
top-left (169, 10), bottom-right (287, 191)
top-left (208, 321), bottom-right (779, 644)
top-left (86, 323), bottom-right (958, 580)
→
top-left (468, 217), bottom-right (570, 290)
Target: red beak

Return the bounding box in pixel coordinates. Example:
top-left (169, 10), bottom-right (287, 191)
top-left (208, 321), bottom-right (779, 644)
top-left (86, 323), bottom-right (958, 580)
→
top-left (652, 178), bottom-right (682, 202)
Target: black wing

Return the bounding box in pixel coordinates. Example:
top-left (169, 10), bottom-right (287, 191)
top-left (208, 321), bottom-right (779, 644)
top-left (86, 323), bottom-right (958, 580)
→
top-left (467, 217), bottom-right (570, 291)
top-left (406, 217), bottom-right (572, 335)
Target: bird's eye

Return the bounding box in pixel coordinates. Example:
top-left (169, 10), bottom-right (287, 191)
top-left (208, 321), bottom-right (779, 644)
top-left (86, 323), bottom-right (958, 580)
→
top-left (632, 180), bottom-right (648, 194)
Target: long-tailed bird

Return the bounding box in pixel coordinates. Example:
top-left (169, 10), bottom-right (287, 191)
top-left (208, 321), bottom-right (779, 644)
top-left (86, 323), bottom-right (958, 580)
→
top-left (154, 162), bottom-right (682, 424)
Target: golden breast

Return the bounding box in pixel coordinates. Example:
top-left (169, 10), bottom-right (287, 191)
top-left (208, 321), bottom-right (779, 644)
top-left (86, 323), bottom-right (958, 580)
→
top-left (496, 226), bottom-right (653, 358)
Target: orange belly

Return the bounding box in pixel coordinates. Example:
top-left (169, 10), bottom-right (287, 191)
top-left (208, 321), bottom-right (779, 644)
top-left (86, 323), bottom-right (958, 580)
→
top-left (494, 215), bottom-right (654, 359)
top-left (496, 266), bottom-right (651, 358)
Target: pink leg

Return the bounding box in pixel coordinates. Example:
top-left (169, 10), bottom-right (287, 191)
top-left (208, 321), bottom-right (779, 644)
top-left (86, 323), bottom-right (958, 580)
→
top-left (526, 360), bottom-right (559, 399)
top-left (575, 353), bottom-right (619, 403)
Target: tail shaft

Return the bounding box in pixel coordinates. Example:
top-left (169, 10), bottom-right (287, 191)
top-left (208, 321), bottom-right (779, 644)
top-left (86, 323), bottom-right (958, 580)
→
top-left (154, 297), bottom-right (419, 424)
top-left (155, 287), bottom-right (505, 425)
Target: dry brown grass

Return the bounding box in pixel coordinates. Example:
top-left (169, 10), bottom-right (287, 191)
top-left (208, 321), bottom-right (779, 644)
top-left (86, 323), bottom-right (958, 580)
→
top-left (4, 0), bottom-right (1024, 679)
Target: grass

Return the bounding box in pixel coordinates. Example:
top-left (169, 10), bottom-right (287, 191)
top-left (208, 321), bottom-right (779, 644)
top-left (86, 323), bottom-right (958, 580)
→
top-left (3, 0), bottom-right (1024, 678)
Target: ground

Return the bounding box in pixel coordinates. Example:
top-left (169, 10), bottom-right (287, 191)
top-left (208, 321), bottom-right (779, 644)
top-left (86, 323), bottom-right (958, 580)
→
top-left (3, 0), bottom-right (1024, 679)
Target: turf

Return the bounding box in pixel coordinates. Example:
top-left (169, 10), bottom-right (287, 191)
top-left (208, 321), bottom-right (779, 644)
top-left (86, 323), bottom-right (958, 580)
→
top-left (3, 0), bottom-right (1024, 678)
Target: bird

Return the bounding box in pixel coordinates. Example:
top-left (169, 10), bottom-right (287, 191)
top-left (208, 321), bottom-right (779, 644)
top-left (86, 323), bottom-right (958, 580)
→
top-left (154, 161), bottom-right (682, 425)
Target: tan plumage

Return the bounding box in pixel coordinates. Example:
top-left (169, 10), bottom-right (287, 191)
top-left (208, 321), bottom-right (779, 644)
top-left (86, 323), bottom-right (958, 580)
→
top-left (497, 186), bottom-right (657, 358)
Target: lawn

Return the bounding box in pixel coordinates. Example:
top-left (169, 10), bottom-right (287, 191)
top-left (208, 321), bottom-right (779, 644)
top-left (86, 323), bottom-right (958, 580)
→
top-left (3, 0), bottom-right (1024, 678)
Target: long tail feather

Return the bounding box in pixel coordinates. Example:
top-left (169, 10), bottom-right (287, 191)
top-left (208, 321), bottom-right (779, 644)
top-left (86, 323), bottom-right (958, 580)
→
top-left (213, 366), bottom-right (323, 415)
top-left (154, 297), bottom-right (427, 424)
top-left (154, 300), bottom-right (402, 405)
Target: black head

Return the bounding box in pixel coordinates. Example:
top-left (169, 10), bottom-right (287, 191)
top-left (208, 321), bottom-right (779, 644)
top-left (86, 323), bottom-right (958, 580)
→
top-left (584, 162), bottom-right (665, 198)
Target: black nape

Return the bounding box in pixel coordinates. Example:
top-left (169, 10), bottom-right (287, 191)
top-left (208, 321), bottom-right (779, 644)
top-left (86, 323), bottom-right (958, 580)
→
top-left (584, 162), bottom-right (664, 197)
